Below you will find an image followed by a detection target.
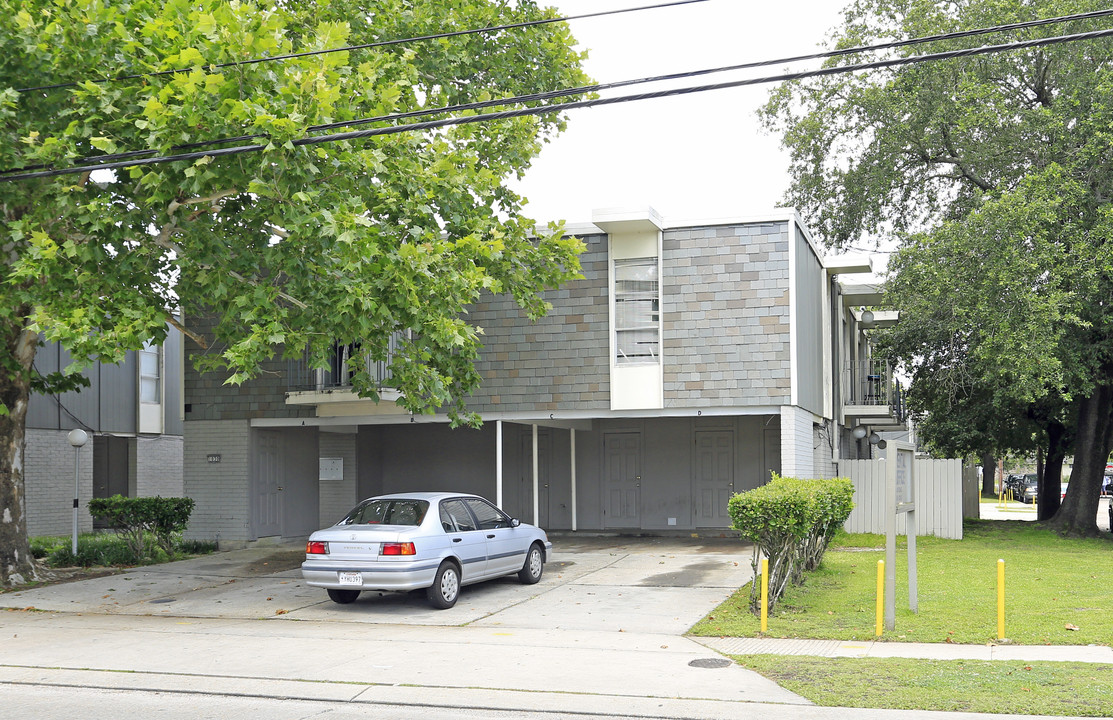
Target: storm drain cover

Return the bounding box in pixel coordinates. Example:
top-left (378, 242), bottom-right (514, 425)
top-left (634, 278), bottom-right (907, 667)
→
top-left (688, 658), bottom-right (731, 669)
top-left (148, 597), bottom-right (176, 604)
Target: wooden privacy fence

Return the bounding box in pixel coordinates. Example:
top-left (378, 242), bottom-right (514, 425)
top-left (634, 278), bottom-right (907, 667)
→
top-left (840, 458), bottom-right (964, 540)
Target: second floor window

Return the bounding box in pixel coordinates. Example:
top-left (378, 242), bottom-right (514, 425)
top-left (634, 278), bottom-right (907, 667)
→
top-left (614, 257), bottom-right (659, 365)
top-left (139, 342), bottom-right (160, 403)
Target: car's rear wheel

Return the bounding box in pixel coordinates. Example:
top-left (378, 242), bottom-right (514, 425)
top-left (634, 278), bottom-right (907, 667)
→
top-left (427, 561), bottom-right (460, 609)
top-left (518, 543), bottom-right (544, 584)
top-left (327, 588), bottom-right (360, 604)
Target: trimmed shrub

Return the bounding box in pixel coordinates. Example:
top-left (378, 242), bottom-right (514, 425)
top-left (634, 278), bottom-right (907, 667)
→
top-left (728, 473), bottom-right (854, 614)
top-left (87, 496), bottom-right (195, 560)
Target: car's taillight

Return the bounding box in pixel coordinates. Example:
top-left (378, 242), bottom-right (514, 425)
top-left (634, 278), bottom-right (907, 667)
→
top-left (306, 541), bottom-right (329, 555)
top-left (380, 542), bottom-right (416, 556)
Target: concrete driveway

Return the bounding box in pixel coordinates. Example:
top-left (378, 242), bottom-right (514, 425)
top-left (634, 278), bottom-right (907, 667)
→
top-left (3, 534), bottom-right (756, 634)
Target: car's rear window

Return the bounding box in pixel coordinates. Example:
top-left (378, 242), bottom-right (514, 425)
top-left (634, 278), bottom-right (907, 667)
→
top-left (340, 499), bottom-right (429, 526)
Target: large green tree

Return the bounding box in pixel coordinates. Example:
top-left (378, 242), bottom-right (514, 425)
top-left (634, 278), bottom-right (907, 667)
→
top-left (0, 0), bottom-right (589, 586)
top-left (762, 0), bottom-right (1113, 534)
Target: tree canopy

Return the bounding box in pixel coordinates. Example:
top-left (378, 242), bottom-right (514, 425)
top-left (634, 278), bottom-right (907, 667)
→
top-left (762, 0), bottom-right (1113, 534)
top-left (0, 0), bottom-right (590, 586)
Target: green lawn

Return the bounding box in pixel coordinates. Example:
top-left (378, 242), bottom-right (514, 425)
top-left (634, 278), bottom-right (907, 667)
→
top-left (731, 655), bottom-right (1113, 717)
top-left (691, 520), bottom-right (1113, 645)
top-left (690, 520), bottom-right (1113, 715)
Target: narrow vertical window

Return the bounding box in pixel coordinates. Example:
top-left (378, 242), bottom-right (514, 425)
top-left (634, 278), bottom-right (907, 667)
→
top-left (614, 257), bottom-right (659, 364)
top-left (139, 341), bottom-right (161, 403)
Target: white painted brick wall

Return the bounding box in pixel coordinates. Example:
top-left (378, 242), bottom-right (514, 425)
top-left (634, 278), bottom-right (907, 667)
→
top-left (24, 429), bottom-right (94, 537)
top-left (318, 432), bottom-right (358, 528)
top-left (779, 406), bottom-right (817, 479)
top-left (183, 420), bottom-right (251, 544)
top-left (136, 435), bottom-right (184, 497)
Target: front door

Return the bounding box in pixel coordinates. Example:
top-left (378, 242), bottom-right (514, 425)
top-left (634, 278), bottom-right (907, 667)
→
top-left (603, 432), bottom-right (641, 529)
top-left (694, 430), bottom-right (734, 527)
top-left (253, 431), bottom-right (282, 538)
top-left (92, 436), bottom-right (132, 529)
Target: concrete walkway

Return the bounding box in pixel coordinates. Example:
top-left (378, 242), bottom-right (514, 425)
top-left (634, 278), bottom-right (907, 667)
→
top-left (699, 636), bottom-right (1113, 664)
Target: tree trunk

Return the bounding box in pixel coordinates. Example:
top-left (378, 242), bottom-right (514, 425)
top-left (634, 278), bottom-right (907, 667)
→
top-left (1038, 420), bottom-right (1066, 521)
top-left (981, 453), bottom-right (996, 495)
top-left (1, 325), bottom-right (39, 587)
top-left (1047, 384), bottom-right (1113, 536)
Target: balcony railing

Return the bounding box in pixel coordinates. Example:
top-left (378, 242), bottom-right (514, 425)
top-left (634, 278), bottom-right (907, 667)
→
top-left (843, 359), bottom-right (905, 421)
top-left (287, 337), bottom-right (402, 393)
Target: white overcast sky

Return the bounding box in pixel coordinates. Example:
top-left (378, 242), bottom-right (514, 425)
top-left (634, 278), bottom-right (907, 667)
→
top-left (511, 0), bottom-right (849, 229)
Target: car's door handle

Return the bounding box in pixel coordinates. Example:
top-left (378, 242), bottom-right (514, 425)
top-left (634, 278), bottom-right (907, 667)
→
top-left (487, 534), bottom-right (496, 539)
top-left (452, 538), bottom-right (462, 543)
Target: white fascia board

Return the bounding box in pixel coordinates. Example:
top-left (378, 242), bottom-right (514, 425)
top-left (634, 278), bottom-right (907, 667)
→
top-left (840, 281), bottom-right (885, 306)
top-left (592, 206), bottom-right (665, 234)
top-left (825, 255), bottom-right (875, 275)
top-left (249, 404), bottom-right (786, 429)
top-left (855, 309), bottom-right (900, 327)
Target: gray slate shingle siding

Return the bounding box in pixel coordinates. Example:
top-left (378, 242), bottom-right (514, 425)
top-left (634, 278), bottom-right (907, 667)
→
top-left (467, 233), bottom-right (612, 414)
top-left (662, 222), bottom-right (791, 406)
top-left (183, 312), bottom-right (315, 422)
top-left (185, 220), bottom-right (794, 419)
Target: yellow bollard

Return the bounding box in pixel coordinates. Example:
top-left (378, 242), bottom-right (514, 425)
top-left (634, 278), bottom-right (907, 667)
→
top-left (876, 559), bottom-right (884, 637)
top-left (997, 559), bottom-right (1006, 640)
top-left (760, 557), bottom-right (769, 633)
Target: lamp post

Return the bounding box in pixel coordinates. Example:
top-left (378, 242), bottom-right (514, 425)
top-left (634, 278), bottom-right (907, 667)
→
top-left (67, 428), bottom-right (89, 556)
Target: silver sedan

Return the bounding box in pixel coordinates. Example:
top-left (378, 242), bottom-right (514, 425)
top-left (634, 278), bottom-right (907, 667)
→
top-left (301, 492), bottom-right (551, 609)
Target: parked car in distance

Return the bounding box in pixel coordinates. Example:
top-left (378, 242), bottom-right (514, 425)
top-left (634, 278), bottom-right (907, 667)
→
top-left (1017, 474), bottom-right (1039, 504)
top-left (301, 492), bottom-right (551, 609)
top-left (1003, 474), bottom-right (1026, 496)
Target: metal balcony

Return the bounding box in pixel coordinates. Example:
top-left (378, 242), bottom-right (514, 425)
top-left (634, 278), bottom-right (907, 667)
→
top-left (843, 359), bottom-right (906, 426)
top-left (287, 339), bottom-right (400, 394)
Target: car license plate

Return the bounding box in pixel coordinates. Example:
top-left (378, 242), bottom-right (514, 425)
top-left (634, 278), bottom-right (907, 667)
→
top-left (338, 571), bottom-right (363, 586)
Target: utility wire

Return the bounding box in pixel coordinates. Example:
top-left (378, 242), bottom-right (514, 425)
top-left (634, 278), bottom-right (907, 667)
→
top-left (4, 24), bottom-right (1113, 182)
top-left (6, 7), bottom-right (1112, 176)
top-left (14, 0), bottom-right (709, 94)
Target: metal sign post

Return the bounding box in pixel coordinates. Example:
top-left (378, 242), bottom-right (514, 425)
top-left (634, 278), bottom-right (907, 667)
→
top-left (884, 441), bottom-right (918, 630)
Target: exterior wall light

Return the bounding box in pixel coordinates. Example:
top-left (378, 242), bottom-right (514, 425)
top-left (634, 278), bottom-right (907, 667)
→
top-left (869, 432), bottom-right (882, 445)
top-left (861, 309), bottom-right (875, 326)
top-left (876, 439), bottom-right (888, 450)
top-left (852, 425), bottom-right (868, 440)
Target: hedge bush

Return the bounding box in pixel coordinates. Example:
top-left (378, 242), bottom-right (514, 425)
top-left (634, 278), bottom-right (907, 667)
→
top-left (86, 495), bottom-right (195, 561)
top-left (728, 474), bottom-right (854, 614)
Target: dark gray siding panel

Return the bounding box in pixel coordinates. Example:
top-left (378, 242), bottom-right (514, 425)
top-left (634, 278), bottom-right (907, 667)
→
top-left (163, 327), bottom-right (184, 435)
top-left (98, 353), bottom-right (137, 434)
top-left (56, 345), bottom-right (98, 431)
top-left (26, 342), bottom-right (61, 429)
top-left (466, 233), bottom-right (611, 415)
top-left (662, 222), bottom-right (791, 406)
top-left (795, 224), bottom-right (825, 416)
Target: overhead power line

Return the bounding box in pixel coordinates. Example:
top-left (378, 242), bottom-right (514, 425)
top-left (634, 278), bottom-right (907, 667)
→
top-left (14, 0), bottom-right (709, 94)
top-left (4, 23), bottom-right (1113, 182)
top-left (5, 7), bottom-right (1112, 177)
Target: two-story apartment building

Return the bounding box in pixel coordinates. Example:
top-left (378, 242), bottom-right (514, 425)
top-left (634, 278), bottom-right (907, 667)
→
top-left (25, 330), bottom-right (184, 536)
top-left (182, 207), bottom-right (902, 544)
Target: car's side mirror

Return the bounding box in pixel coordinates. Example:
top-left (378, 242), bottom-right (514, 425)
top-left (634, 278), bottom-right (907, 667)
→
top-left (510, 518), bottom-right (521, 528)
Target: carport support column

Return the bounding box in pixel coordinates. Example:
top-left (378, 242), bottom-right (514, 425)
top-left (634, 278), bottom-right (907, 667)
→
top-left (532, 423), bottom-right (539, 526)
top-left (496, 420), bottom-right (503, 509)
top-left (570, 428), bottom-right (577, 531)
